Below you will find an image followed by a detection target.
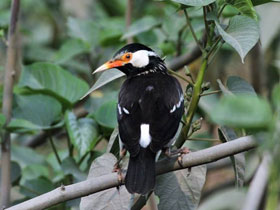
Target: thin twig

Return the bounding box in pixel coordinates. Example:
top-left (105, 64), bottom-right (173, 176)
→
top-left (203, 7), bottom-right (209, 43)
top-left (200, 90), bottom-right (221, 96)
top-left (168, 69), bottom-right (193, 85)
top-left (205, 36), bottom-right (222, 59)
top-left (187, 137), bottom-right (221, 142)
top-left (208, 41), bottom-right (223, 65)
top-left (6, 136), bottom-right (257, 210)
top-left (49, 137), bottom-right (61, 165)
top-left (1, 0), bottom-right (20, 208)
top-left (183, 9), bottom-right (203, 53)
top-left (218, 3), bottom-right (227, 18)
top-left (125, 0), bottom-right (133, 44)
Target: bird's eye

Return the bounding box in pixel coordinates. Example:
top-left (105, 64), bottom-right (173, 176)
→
top-left (126, 54), bottom-right (131, 59)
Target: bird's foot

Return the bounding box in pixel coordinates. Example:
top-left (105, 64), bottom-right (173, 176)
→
top-left (164, 147), bottom-right (190, 158)
top-left (112, 148), bottom-right (127, 172)
top-left (113, 148), bottom-right (127, 189)
top-left (177, 147), bottom-right (190, 168)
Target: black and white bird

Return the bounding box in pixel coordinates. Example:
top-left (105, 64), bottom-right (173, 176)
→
top-left (93, 43), bottom-right (184, 194)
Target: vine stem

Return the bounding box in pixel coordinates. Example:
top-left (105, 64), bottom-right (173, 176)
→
top-left (175, 59), bottom-right (208, 148)
top-left (49, 137), bottom-right (61, 165)
top-left (200, 90), bottom-right (221, 96)
top-left (168, 68), bottom-right (193, 85)
top-left (187, 137), bottom-right (221, 142)
top-left (1, 0), bottom-right (20, 208)
top-left (183, 9), bottom-right (203, 53)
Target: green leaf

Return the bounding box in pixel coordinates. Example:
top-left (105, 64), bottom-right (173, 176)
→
top-left (226, 76), bottom-right (256, 96)
top-left (227, 0), bottom-right (258, 20)
top-left (8, 119), bottom-right (42, 132)
top-left (99, 18), bottom-right (125, 46)
top-left (155, 165), bottom-right (207, 210)
top-left (210, 95), bottom-right (273, 129)
top-left (11, 144), bottom-right (45, 168)
top-left (65, 111), bottom-right (99, 157)
top-left (272, 84), bottom-right (280, 109)
top-left (0, 29), bottom-right (4, 38)
top-left (215, 16), bottom-right (259, 63)
top-left (84, 90), bottom-right (119, 113)
top-left (93, 100), bottom-right (118, 129)
top-left (61, 157), bottom-right (87, 182)
top-left (47, 149), bottom-right (69, 172)
top-left (251, 0), bottom-right (274, 6)
top-left (80, 153), bottom-right (130, 210)
top-left (18, 62), bottom-right (89, 107)
top-left (0, 113), bottom-right (6, 127)
top-left (67, 17), bottom-right (99, 47)
top-left (20, 177), bottom-right (54, 198)
top-left (218, 127), bottom-right (245, 187)
top-left (170, 0), bottom-right (216, 6)
top-left (121, 16), bottom-right (160, 40)
top-left (12, 94), bottom-right (62, 128)
top-left (53, 39), bottom-right (90, 64)
top-left (22, 164), bottom-right (49, 181)
top-left (199, 92), bottom-right (219, 115)
top-left (81, 69), bottom-right (124, 99)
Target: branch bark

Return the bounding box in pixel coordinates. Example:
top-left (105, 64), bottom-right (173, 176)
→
top-left (7, 136), bottom-right (256, 210)
top-left (242, 154), bottom-right (270, 210)
top-left (167, 45), bottom-right (202, 70)
top-left (1, 0), bottom-right (20, 208)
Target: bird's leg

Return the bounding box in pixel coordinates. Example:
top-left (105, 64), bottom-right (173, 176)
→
top-left (163, 147), bottom-right (189, 157)
top-left (177, 147), bottom-right (190, 167)
top-left (113, 148), bottom-right (127, 188)
top-left (113, 147), bottom-right (127, 172)
top-left (163, 147), bottom-right (190, 167)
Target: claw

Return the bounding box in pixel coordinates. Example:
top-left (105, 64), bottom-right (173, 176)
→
top-left (176, 147), bottom-right (190, 168)
top-left (112, 148), bottom-right (127, 173)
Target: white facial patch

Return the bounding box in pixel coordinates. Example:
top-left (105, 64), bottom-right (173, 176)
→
top-left (130, 50), bottom-right (158, 68)
top-left (139, 124), bottom-right (151, 148)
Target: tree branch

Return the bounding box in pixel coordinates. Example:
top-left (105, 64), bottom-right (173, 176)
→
top-left (7, 136), bottom-right (257, 210)
top-left (167, 45), bottom-right (202, 71)
top-left (1, 0), bottom-right (20, 208)
top-left (242, 154), bottom-right (270, 210)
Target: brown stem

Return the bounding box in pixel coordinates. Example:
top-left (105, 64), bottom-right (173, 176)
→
top-left (1, 0), bottom-right (21, 208)
top-left (125, 0), bottom-right (133, 44)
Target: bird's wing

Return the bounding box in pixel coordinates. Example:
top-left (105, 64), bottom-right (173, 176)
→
top-left (149, 77), bottom-right (184, 152)
top-left (117, 84), bottom-right (142, 157)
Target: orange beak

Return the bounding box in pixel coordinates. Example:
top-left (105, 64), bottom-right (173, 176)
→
top-left (92, 60), bottom-right (124, 74)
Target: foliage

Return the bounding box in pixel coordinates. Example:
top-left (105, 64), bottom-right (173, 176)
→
top-left (0, 0), bottom-right (279, 209)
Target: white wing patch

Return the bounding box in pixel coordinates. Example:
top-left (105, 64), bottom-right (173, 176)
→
top-left (118, 104), bottom-right (122, 115)
top-left (140, 124), bottom-right (151, 148)
top-left (170, 93), bottom-right (184, 113)
top-left (170, 105), bottom-right (176, 113)
top-left (123, 107), bottom-right (130, 114)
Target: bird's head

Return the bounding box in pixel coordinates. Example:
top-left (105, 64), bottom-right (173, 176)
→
top-left (93, 43), bottom-right (166, 77)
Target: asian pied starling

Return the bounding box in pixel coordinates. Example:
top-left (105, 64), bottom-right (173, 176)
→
top-left (93, 43), bottom-right (184, 194)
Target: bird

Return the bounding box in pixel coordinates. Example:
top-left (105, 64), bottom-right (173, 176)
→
top-left (93, 43), bottom-right (184, 194)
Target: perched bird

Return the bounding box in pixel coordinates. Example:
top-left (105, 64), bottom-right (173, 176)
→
top-left (93, 43), bottom-right (184, 194)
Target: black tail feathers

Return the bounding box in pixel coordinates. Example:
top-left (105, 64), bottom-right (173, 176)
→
top-left (125, 148), bottom-right (156, 194)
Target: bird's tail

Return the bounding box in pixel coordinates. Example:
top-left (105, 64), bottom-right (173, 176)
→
top-left (125, 147), bottom-right (156, 194)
